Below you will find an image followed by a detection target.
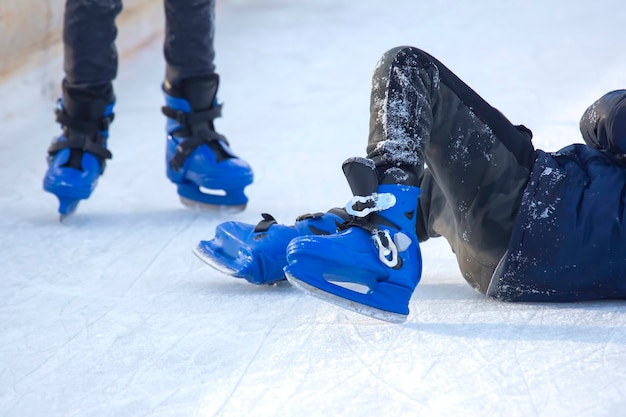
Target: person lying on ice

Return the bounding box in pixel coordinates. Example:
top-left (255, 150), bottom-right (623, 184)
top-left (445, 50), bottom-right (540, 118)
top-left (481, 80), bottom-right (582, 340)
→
top-left (194, 46), bottom-right (626, 323)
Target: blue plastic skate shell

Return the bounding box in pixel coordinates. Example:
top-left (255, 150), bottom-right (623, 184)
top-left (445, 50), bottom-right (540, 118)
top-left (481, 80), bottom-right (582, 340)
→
top-left (44, 148), bottom-right (101, 219)
top-left (164, 93), bottom-right (253, 210)
top-left (43, 101), bottom-right (114, 220)
top-left (194, 211), bottom-right (345, 284)
top-left (284, 185), bottom-right (422, 323)
top-left (194, 220), bottom-right (297, 284)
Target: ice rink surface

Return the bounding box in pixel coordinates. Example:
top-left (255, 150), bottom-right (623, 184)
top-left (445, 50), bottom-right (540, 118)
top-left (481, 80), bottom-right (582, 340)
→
top-left (1, 0), bottom-right (626, 416)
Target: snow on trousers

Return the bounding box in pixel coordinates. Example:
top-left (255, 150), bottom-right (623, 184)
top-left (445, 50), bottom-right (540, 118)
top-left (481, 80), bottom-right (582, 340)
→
top-left (366, 46), bottom-right (537, 293)
top-left (62, 0), bottom-right (217, 90)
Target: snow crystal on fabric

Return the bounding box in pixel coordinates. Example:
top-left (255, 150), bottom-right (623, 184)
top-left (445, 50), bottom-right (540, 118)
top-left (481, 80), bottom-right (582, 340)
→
top-left (448, 111), bottom-right (496, 166)
top-left (343, 156), bottom-right (375, 170)
top-left (372, 52), bottom-right (437, 168)
top-left (383, 167), bottom-right (410, 183)
top-left (518, 165), bottom-right (566, 230)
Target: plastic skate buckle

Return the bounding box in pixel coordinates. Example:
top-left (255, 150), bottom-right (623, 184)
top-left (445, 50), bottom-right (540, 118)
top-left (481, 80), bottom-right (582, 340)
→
top-left (371, 230), bottom-right (413, 268)
top-left (345, 193), bottom-right (396, 217)
top-left (372, 229), bottom-right (399, 268)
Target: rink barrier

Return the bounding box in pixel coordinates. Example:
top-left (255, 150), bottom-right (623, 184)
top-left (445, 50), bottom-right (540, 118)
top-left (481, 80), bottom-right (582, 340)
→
top-left (0, 0), bottom-right (164, 83)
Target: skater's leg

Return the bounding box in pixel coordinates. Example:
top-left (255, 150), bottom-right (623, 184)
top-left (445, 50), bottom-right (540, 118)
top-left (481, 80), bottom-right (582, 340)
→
top-left (162, 0), bottom-right (253, 209)
top-left (368, 46), bottom-right (536, 292)
top-left (163, 0), bottom-right (216, 85)
top-left (63, 0), bottom-right (122, 91)
top-left (43, 0), bottom-right (121, 218)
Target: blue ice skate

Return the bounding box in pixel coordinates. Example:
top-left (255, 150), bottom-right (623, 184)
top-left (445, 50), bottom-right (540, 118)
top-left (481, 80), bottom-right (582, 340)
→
top-left (43, 85), bottom-right (115, 220)
top-left (284, 158), bottom-right (422, 323)
top-left (194, 209), bottom-right (349, 284)
top-left (162, 75), bottom-right (253, 210)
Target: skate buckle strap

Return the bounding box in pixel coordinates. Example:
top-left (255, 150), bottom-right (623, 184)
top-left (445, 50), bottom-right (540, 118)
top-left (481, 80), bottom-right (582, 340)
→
top-left (170, 130), bottom-right (226, 171)
top-left (254, 213), bottom-right (278, 233)
top-left (47, 135), bottom-right (112, 160)
top-left (345, 193), bottom-right (396, 217)
top-left (55, 106), bottom-right (115, 133)
top-left (295, 212), bottom-right (325, 221)
top-left (161, 105), bottom-right (222, 127)
top-left (164, 104), bottom-right (231, 171)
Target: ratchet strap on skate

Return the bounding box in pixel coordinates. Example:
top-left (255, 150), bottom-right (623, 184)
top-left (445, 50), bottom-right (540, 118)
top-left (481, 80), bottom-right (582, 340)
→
top-left (162, 105), bottom-right (230, 171)
top-left (47, 108), bottom-right (114, 169)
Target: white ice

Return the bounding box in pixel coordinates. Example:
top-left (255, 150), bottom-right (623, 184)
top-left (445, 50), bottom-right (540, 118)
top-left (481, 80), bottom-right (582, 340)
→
top-left (2, 0), bottom-right (626, 416)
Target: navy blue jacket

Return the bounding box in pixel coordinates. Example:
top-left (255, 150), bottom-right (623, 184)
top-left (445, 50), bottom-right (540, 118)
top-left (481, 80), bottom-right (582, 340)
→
top-left (488, 90), bottom-right (626, 302)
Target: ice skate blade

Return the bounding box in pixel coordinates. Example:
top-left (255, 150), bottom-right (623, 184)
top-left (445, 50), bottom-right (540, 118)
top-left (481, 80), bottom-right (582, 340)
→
top-left (57, 197), bottom-right (80, 222)
top-left (44, 182), bottom-right (84, 221)
top-left (285, 272), bottom-right (408, 323)
top-left (59, 211), bottom-right (74, 222)
top-left (192, 243), bottom-right (238, 276)
top-left (176, 182), bottom-right (248, 212)
top-left (179, 196), bottom-right (246, 213)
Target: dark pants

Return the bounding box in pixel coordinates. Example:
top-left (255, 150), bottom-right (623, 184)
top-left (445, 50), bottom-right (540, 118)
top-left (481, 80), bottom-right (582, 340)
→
top-left (366, 46), bottom-right (537, 292)
top-left (63, 0), bottom-right (216, 91)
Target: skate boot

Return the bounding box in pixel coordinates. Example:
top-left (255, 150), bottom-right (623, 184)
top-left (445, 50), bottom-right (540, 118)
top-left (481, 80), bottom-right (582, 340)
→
top-left (194, 208), bottom-right (350, 285)
top-left (162, 74), bottom-right (253, 210)
top-left (284, 157), bottom-right (422, 323)
top-left (43, 81), bottom-right (115, 219)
